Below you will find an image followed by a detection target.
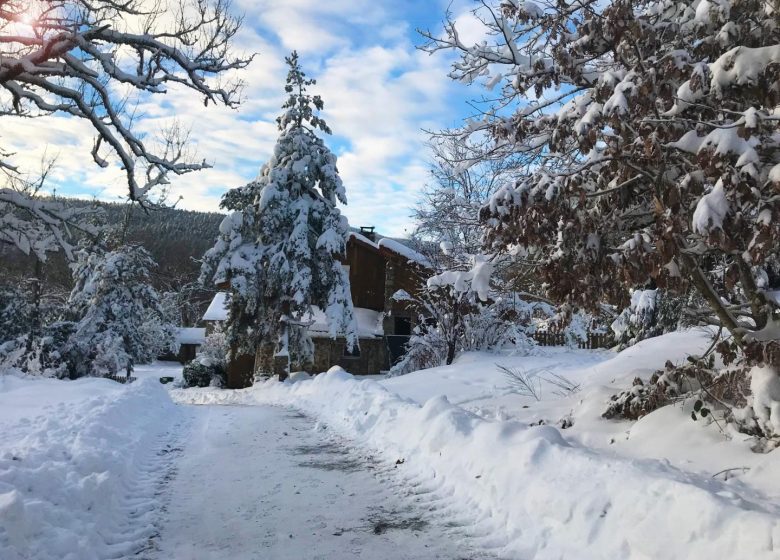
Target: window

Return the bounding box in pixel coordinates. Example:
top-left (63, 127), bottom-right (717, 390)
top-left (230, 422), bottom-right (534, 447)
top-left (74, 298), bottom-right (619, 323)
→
top-left (394, 316), bottom-right (412, 336)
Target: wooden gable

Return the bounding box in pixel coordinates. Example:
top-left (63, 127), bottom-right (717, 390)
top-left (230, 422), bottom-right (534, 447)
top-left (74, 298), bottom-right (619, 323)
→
top-left (343, 236), bottom-right (385, 311)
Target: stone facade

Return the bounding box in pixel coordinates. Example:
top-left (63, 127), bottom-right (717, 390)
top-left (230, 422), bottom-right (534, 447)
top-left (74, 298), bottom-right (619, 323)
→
top-left (255, 336), bottom-right (388, 377)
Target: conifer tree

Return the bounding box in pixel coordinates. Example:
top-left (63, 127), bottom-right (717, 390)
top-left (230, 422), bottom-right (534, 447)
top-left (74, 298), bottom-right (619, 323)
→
top-left (66, 244), bottom-right (173, 378)
top-left (202, 52), bottom-right (357, 381)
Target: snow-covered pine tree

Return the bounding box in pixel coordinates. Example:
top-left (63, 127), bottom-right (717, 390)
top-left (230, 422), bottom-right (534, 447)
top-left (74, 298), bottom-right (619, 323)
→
top-left (424, 0), bottom-right (780, 361)
top-left (66, 244), bottom-right (173, 378)
top-left (201, 51), bottom-right (357, 381)
top-left (0, 284), bottom-right (33, 344)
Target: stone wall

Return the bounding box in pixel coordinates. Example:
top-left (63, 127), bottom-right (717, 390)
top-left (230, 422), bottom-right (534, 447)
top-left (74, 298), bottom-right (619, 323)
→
top-left (254, 336), bottom-right (388, 377)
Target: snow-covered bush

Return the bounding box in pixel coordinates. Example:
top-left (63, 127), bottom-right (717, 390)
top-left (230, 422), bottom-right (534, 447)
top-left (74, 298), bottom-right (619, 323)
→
top-left (200, 325), bottom-right (229, 368)
top-left (183, 359), bottom-right (226, 388)
top-left (462, 296), bottom-right (537, 354)
top-left (0, 321), bottom-right (75, 378)
top-left (601, 358), bottom-right (780, 444)
top-left (611, 289), bottom-right (661, 347)
top-left (563, 311), bottom-right (591, 348)
top-left (389, 284), bottom-right (539, 376)
top-left (183, 326), bottom-right (228, 388)
top-left (611, 289), bottom-right (688, 347)
top-left (389, 322), bottom-right (449, 377)
top-left (604, 365), bottom-right (695, 422)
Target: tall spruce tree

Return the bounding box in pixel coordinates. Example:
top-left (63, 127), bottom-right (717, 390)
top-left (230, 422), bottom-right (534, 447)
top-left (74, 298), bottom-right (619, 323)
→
top-left (201, 52), bottom-right (357, 381)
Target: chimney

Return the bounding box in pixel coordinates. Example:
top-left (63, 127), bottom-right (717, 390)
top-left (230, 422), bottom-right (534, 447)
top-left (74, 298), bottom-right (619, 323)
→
top-left (359, 226), bottom-right (376, 241)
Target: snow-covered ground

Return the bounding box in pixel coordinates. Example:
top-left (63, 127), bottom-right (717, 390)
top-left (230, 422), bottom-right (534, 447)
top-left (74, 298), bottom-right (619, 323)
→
top-left (4, 332), bottom-right (780, 559)
top-left (383, 329), bottom-right (780, 501)
top-left (174, 329), bottom-right (780, 559)
top-left (149, 404), bottom-right (493, 559)
top-left (0, 375), bottom-right (184, 560)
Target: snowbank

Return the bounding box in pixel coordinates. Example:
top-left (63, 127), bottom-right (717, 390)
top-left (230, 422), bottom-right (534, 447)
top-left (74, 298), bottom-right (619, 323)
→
top-left (174, 356), bottom-right (780, 559)
top-left (0, 377), bottom-right (181, 560)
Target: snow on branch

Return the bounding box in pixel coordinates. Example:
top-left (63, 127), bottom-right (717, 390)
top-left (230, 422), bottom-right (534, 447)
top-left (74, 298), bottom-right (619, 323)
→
top-left (426, 0), bottom-right (780, 346)
top-left (0, 0), bottom-right (253, 204)
top-left (0, 158), bottom-right (100, 260)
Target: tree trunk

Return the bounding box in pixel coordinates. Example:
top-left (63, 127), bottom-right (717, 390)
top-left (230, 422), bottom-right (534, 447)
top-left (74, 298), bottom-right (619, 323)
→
top-left (446, 339), bottom-right (456, 365)
top-left (678, 250), bottom-right (744, 347)
top-left (25, 259), bottom-right (42, 356)
top-left (736, 256), bottom-right (768, 331)
top-left (278, 308), bottom-right (290, 382)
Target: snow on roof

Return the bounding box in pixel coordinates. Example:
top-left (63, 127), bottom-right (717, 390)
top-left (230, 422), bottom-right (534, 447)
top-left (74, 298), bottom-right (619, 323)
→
top-left (176, 327), bottom-right (206, 346)
top-left (377, 238), bottom-right (432, 268)
top-left (348, 228), bottom-right (432, 269)
top-left (201, 292), bottom-right (382, 339)
top-left (306, 307), bottom-right (383, 339)
top-left (203, 292), bottom-right (229, 321)
top-left (348, 230), bottom-right (379, 249)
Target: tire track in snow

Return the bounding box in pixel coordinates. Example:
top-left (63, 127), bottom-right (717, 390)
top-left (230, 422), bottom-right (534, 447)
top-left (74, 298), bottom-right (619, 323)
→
top-left (149, 404), bottom-right (499, 560)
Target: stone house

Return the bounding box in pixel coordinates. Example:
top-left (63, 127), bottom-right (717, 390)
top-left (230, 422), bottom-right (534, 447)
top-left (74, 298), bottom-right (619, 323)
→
top-left (202, 227), bottom-right (430, 388)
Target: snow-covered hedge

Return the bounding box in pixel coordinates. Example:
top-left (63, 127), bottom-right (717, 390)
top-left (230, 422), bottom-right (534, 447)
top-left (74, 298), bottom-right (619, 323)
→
top-left (0, 377), bottom-right (180, 560)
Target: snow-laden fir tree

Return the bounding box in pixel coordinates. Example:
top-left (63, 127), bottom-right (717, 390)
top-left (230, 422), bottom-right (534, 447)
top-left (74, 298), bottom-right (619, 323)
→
top-left (66, 244), bottom-right (174, 378)
top-left (201, 52), bottom-right (357, 381)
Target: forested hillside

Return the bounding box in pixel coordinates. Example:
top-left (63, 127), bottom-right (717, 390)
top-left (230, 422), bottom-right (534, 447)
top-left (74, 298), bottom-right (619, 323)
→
top-left (0, 200), bottom-right (224, 292)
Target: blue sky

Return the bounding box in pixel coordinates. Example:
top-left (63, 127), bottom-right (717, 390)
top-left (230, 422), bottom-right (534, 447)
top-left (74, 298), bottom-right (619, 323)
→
top-left (10, 0), bottom-right (490, 237)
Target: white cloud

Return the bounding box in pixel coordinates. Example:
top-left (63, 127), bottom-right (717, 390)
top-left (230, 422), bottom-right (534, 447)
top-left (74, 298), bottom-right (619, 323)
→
top-left (2, 1), bottom-right (466, 237)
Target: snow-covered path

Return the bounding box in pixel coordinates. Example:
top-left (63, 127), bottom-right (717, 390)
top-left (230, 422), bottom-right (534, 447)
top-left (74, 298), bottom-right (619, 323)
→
top-left (150, 404), bottom-right (490, 560)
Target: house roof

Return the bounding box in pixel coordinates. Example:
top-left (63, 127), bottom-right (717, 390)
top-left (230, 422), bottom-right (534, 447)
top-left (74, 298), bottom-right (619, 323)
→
top-left (203, 292), bottom-right (229, 321)
top-left (348, 227), bottom-right (432, 270)
top-left (377, 238), bottom-right (432, 269)
top-left (176, 327), bottom-right (206, 346)
top-left (348, 230), bottom-right (379, 249)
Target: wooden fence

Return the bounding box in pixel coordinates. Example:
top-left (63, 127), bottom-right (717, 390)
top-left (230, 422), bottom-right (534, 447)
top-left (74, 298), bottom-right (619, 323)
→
top-left (533, 331), bottom-right (613, 349)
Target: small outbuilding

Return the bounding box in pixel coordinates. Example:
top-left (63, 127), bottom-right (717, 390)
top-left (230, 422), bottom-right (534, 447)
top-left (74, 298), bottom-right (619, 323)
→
top-left (159, 327), bottom-right (207, 363)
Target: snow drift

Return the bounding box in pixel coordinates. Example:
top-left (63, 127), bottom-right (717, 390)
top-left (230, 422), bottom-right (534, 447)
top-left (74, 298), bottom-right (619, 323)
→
top-left (176, 368), bottom-right (780, 560)
top-left (0, 377), bottom-right (181, 560)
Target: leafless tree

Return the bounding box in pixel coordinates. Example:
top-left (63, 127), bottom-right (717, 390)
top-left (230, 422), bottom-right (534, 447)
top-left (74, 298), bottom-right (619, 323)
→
top-left (0, 0), bottom-right (252, 205)
top-left (0, 156), bottom-right (100, 260)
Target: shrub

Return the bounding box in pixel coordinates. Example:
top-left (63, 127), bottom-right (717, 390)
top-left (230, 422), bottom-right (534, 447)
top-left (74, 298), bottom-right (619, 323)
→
top-left (183, 359), bottom-right (226, 388)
